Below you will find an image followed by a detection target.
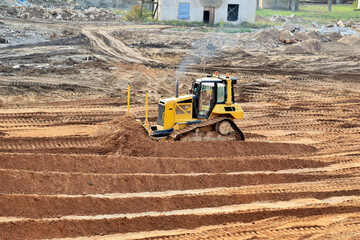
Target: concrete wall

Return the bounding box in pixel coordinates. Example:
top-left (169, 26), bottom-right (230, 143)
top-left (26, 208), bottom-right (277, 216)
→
top-left (155, 0), bottom-right (256, 24)
top-left (75, 0), bottom-right (134, 9)
top-left (259, 0), bottom-right (288, 9)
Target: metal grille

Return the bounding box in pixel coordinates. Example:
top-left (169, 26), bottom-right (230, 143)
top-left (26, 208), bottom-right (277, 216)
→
top-left (227, 4), bottom-right (239, 22)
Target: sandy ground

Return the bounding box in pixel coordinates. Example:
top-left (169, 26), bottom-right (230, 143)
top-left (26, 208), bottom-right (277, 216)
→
top-left (0, 17), bottom-right (359, 239)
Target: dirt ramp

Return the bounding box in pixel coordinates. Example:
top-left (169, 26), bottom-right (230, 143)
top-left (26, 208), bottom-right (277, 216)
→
top-left (337, 35), bottom-right (360, 46)
top-left (98, 116), bottom-right (317, 158)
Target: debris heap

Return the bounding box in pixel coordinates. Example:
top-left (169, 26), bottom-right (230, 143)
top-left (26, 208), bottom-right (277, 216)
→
top-left (0, 4), bottom-right (117, 21)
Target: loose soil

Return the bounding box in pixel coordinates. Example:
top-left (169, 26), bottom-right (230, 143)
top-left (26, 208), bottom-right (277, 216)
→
top-left (0, 17), bottom-right (359, 240)
top-left (97, 116), bottom-right (317, 157)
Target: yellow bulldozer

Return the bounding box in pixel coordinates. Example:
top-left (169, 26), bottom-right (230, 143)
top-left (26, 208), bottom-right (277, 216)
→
top-left (138, 72), bottom-right (245, 141)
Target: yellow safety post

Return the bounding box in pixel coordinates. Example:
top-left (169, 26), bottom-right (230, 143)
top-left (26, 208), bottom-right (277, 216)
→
top-left (225, 73), bottom-right (232, 105)
top-left (127, 83), bottom-right (130, 116)
top-left (144, 90), bottom-right (149, 128)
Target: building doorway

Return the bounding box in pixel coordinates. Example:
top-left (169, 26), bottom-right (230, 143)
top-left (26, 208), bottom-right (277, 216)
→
top-left (203, 7), bottom-right (214, 24)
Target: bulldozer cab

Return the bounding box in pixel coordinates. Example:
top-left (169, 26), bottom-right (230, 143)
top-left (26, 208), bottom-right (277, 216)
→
top-left (192, 79), bottom-right (229, 119)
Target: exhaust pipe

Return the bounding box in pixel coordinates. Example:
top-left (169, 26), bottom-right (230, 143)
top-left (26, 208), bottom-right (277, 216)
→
top-left (175, 79), bottom-right (179, 98)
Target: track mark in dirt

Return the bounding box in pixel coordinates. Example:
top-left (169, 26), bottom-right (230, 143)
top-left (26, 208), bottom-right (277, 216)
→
top-left (0, 69), bottom-right (358, 239)
top-left (1, 177), bottom-right (360, 218)
top-left (0, 153), bottom-right (328, 173)
top-left (1, 197), bottom-right (360, 239)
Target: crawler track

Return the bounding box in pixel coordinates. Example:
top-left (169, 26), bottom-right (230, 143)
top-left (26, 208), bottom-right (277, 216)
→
top-left (169, 117), bottom-right (245, 141)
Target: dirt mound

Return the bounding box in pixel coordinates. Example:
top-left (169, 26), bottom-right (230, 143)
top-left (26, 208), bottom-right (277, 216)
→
top-left (97, 115), bottom-right (152, 156)
top-left (252, 29), bottom-right (324, 46)
top-left (337, 35), bottom-right (360, 46)
top-left (293, 32), bottom-right (310, 41)
top-left (306, 30), bottom-right (329, 42)
top-left (327, 32), bottom-right (342, 42)
top-left (253, 28), bottom-right (281, 46)
top-left (278, 30), bottom-right (297, 44)
top-left (98, 116), bottom-right (317, 158)
top-left (285, 39), bottom-right (323, 54)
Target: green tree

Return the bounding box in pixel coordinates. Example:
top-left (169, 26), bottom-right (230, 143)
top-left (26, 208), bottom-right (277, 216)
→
top-left (123, 4), bottom-right (152, 22)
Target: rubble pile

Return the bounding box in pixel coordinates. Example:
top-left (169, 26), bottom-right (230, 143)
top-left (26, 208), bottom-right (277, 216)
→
top-left (268, 14), bottom-right (360, 41)
top-left (252, 27), bottom-right (335, 47)
top-left (326, 19), bottom-right (360, 30)
top-left (320, 19), bottom-right (360, 36)
top-left (269, 13), bottom-right (296, 23)
top-left (0, 4), bottom-right (117, 21)
top-left (27, 0), bottom-right (69, 8)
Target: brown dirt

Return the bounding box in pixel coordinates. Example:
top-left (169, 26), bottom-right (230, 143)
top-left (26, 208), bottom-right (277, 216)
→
top-left (337, 35), bottom-right (360, 46)
top-left (0, 154), bottom-right (328, 174)
top-left (285, 39), bottom-right (324, 54)
top-left (1, 205), bottom-right (360, 240)
top-left (97, 116), bottom-right (317, 158)
top-left (253, 28), bottom-right (281, 46)
top-left (1, 168), bottom-right (340, 195)
top-left (1, 187), bottom-right (359, 219)
top-left (0, 20), bottom-right (359, 240)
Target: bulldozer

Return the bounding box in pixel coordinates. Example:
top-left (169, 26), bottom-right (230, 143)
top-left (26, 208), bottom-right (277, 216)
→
top-left (139, 72), bottom-right (245, 141)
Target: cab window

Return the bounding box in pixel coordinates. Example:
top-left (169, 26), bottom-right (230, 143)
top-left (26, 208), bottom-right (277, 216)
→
top-left (193, 83), bottom-right (199, 94)
top-left (198, 82), bottom-right (214, 116)
top-left (217, 83), bottom-right (226, 103)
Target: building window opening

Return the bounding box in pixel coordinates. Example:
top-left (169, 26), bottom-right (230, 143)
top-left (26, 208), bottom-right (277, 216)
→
top-left (227, 4), bottom-right (239, 21)
top-left (178, 3), bottom-right (190, 20)
top-left (216, 83), bottom-right (226, 103)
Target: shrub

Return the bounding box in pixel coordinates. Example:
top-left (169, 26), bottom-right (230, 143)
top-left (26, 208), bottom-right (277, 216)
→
top-left (219, 20), bottom-right (225, 28)
top-left (122, 5), bottom-right (152, 22)
top-left (354, 0), bottom-right (359, 9)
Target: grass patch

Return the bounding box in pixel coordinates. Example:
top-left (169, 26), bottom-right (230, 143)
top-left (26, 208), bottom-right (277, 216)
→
top-left (153, 20), bottom-right (208, 27)
top-left (236, 21), bottom-right (281, 28)
top-left (147, 20), bottom-right (278, 34)
top-left (220, 28), bottom-right (252, 33)
top-left (257, 4), bottom-right (360, 24)
top-left (112, 9), bottom-right (129, 16)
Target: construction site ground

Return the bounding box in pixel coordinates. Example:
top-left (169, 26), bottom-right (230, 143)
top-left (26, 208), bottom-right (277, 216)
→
top-left (0, 17), bottom-right (360, 239)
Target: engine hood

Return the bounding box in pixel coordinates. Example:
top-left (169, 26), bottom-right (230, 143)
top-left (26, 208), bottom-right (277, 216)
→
top-left (159, 94), bottom-right (193, 104)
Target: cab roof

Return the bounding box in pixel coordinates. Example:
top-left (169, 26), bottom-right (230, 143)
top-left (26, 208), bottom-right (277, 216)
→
top-left (195, 76), bottom-right (237, 84)
top-left (195, 77), bottom-right (223, 83)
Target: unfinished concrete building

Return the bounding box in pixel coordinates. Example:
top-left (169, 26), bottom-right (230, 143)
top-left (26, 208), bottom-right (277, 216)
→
top-left (153, 0), bottom-right (256, 24)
